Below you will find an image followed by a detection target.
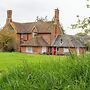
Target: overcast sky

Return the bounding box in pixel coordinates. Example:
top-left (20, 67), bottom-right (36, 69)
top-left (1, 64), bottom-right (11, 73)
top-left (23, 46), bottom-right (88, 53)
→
top-left (0, 0), bottom-right (90, 34)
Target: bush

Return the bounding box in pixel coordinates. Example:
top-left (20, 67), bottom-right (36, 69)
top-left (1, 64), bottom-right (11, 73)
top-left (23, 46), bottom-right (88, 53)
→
top-left (0, 28), bottom-right (17, 52)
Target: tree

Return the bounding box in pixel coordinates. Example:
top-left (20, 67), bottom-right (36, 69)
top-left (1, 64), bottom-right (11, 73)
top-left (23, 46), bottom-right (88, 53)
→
top-left (70, 0), bottom-right (90, 51)
top-left (36, 16), bottom-right (48, 22)
top-left (71, 16), bottom-right (90, 34)
top-left (0, 28), bottom-right (17, 52)
top-left (71, 0), bottom-right (90, 34)
top-left (86, 0), bottom-right (90, 8)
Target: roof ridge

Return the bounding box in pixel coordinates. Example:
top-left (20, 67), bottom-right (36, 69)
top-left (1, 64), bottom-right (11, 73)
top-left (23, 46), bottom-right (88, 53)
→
top-left (12, 21), bottom-right (36, 24)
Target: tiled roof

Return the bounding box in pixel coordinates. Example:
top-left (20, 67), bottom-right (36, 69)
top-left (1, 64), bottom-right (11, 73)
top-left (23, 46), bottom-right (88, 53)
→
top-left (79, 35), bottom-right (90, 44)
top-left (21, 36), bottom-right (49, 46)
top-left (10, 22), bottom-right (34, 33)
top-left (51, 35), bottom-right (85, 47)
top-left (10, 21), bottom-right (54, 34)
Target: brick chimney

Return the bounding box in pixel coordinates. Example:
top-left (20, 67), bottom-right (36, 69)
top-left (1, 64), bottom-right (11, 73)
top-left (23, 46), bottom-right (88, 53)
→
top-left (6, 10), bottom-right (12, 24)
top-left (51, 8), bottom-right (63, 42)
top-left (54, 8), bottom-right (59, 24)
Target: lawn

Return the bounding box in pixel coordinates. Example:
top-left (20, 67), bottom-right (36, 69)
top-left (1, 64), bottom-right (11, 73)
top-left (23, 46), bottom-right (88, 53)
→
top-left (0, 52), bottom-right (90, 90)
top-left (0, 52), bottom-right (64, 72)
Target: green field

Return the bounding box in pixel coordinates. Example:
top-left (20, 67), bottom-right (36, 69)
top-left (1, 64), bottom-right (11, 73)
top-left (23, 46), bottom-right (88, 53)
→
top-left (0, 52), bottom-right (90, 90)
top-left (0, 52), bottom-right (64, 71)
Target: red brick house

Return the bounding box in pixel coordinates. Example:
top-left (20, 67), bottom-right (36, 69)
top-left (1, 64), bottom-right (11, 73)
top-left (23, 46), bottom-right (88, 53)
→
top-left (3, 9), bottom-right (86, 55)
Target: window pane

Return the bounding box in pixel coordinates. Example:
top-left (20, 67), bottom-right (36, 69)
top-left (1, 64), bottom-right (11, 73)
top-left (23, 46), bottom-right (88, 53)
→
top-left (42, 47), bottom-right (46, 53)
top-left (26, 47), bottom-right (33, 53)
top-left (64, 48), bottom-right (69, 52)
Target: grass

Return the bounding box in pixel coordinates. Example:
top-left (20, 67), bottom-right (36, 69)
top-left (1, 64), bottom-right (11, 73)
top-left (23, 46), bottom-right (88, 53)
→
top-left (0, 52), bottom-right (64, 70)
top-left (0, 52), bottom-right (90, 90)
top-left (0, 52), bottom-right (64, 76)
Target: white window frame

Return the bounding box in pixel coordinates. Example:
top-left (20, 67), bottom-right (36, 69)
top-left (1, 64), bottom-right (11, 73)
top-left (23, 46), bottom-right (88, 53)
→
top-left (26, 47), bottom-right (33, 53)
top-left (41, 47), bottom-right (46, 53)
top-left (63, 48), bottom-right (69, 53)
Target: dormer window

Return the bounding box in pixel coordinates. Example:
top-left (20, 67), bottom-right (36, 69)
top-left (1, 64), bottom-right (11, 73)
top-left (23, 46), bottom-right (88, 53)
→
top-left (32, 26), bottom-right (38, 38)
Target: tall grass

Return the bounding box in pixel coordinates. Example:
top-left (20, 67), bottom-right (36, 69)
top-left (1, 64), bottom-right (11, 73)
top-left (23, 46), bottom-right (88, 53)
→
top-left (0, 53), bottom-right (90, 90)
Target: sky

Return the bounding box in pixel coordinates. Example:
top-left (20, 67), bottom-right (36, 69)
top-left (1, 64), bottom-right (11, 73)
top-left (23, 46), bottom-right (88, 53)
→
top-left (0, 0), bottom-right (90, 35)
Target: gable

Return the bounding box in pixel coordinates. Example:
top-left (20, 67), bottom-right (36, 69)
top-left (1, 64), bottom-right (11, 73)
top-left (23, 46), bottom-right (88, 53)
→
top-left (32, 26), bottom-right (38, 32)
top-left (3, 23), bottom-right (16, 33)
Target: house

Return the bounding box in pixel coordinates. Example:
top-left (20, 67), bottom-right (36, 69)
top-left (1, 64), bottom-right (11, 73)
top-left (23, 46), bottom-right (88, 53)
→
top-left (3, 8), bottom-right (86, 55)
top-left (51, 35), bottom-right (86, 55)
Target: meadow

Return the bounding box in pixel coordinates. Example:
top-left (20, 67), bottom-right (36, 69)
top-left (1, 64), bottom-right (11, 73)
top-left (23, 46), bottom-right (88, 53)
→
top-left (0, 52), bottom-right (90, 90)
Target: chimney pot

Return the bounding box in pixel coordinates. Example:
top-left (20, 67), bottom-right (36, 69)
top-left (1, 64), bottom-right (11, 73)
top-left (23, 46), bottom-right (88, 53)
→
top-left (6, 10), bottom-right (12, 24)
top-left (54, 8), bottom-right (59, 22)
top-left (7, 10), bottom-right (12, 18)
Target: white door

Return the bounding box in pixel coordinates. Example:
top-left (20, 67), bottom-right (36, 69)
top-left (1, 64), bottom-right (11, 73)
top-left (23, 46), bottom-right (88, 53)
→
top-left (42, 47), bottom-right (46, 53)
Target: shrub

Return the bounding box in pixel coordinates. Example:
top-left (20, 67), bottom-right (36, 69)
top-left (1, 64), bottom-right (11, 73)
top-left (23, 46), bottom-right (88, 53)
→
top-left (0, 28), bottom-right (17, 52)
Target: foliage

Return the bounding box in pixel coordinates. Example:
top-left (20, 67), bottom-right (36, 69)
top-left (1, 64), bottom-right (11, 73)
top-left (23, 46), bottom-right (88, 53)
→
top-left (70, 1), bottom-right (90, 50)
top-left (71, 16), bottom-right (90, 34)
top-left (86, 0), bottom-right (90, 8)
top-left (71, 0), bottom-right (90, 34)
top-left (0, 52), bottom-right (90, 90)
top-left (36, 16), bottom-right (48, 22)
top-left (0, 28), bottom-right (17, 52)
top-left (75, 32), bottom-right (87, 36)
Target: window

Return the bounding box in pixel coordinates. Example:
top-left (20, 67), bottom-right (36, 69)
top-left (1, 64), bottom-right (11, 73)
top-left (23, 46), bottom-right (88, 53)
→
top-left (26, 47), bottom-right (33, 53)
top-left (32, 32), bottom-right (37, 38)
top-left (21, 34), bottom-right (24, 39)
top-left (41, 47), bottom-right (46, 53)
top-left (21, 34), bottom-right (27, 40)
top-left (63, 48), bottom-right (69, 53)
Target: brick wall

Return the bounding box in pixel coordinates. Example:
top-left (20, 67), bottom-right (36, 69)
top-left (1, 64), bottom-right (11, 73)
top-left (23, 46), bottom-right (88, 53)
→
top-left (20, 46), bottom-right (26, 52)
top-left (59, 48), bottom-right (63, 54)
top-left (79, 48), bottom-right (86, 54)
top-left (38, 33), bottom-right (51, 44)
top-left (27, 34), bottom-right (32, 40)
top-left (20, 46), bottom-right (48, 54)
top-left (51, 47), bottom-right (86, 55)
top-left (33, 47), bottom-right (41, 54)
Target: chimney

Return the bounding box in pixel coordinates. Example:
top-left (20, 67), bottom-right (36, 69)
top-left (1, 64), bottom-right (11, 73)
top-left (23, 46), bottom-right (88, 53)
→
top-left (52, 8), bottom-right (63, 39)
top-left (6, 10), bottom-right (12, 24)
top-left (54, 8), bottom-right (59, 24)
